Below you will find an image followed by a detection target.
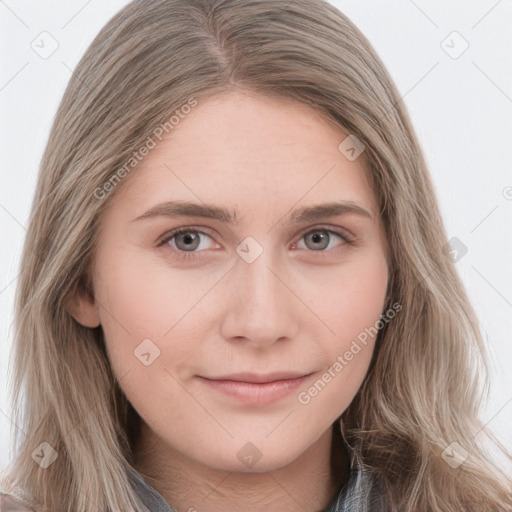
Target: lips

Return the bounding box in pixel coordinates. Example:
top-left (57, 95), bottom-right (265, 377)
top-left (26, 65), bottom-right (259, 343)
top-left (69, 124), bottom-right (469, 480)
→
top-left (204, 371), bottom-right (312, 384)
top-left (198, 371), bottom-right (314, 406)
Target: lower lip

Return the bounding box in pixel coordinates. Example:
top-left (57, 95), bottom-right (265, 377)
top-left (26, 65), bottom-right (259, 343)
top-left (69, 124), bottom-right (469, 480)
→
top-left (199, 375), bottom-right (311, 406)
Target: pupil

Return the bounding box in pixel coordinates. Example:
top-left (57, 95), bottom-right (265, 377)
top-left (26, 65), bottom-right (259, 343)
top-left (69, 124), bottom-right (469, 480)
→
top-left (177, 232), bottom-right (199, 251)
top-left (308, 231), bottom-right (328, 250)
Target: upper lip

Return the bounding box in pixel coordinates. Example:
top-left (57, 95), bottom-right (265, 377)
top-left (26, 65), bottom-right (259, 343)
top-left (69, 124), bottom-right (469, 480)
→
top-left (201, 372), bottom-right (313, 384)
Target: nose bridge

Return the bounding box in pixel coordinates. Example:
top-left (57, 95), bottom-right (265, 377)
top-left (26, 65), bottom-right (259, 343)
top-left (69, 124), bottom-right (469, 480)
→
top-left (237, 243), bottom-right (282, 314)
top-left (241, 248), bottom-right (280, 307)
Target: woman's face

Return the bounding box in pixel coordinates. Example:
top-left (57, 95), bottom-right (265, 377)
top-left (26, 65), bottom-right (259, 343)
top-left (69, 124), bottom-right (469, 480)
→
top-left (76, 90), bottom-right (389, 472)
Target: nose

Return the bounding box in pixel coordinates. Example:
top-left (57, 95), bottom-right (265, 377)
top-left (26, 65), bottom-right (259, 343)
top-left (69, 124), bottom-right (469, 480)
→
top-left (218, 246), bottom-right (299, 348)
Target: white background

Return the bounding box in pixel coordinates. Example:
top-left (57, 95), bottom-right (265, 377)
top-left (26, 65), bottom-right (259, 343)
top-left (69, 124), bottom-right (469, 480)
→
top-left (1, 0), bottom-right (511, 471)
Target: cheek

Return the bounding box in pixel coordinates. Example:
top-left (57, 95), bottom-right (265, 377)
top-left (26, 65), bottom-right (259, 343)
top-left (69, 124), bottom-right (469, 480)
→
top-left (297, 260), bottom-right (388, 413)
top-left (92, 262), bottom-right (186, 422)
top-left (92, 259), bottom-right (170, 379)
top-left (311, 252), bottom-right (389, 354)
top-left (293, 252), bottom-right (389, 411)
top-left (93, 255), bottom-right (215, 389)
top-left (95, 255), bottom-right (204, 340)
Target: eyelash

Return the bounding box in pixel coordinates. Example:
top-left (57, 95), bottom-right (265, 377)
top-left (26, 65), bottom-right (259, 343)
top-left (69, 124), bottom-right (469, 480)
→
top-left (157, 225), bottom-right (355, 261)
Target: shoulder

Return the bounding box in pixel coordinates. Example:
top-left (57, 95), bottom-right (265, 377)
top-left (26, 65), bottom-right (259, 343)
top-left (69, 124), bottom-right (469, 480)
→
top-left (0, 492), bottom-right (37, 511)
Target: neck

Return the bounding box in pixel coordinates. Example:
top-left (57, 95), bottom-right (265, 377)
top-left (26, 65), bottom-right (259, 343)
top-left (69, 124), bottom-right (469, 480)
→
top-left (133, 420), bottom-right (349, 512)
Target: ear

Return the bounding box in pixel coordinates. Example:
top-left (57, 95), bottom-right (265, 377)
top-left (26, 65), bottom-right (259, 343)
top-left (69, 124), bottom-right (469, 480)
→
top-left (63, 275), bottom-right (101, 328)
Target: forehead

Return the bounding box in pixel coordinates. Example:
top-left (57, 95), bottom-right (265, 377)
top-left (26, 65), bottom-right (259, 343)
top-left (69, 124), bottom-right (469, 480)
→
top-left (108, 90), bottom-right (379, 220)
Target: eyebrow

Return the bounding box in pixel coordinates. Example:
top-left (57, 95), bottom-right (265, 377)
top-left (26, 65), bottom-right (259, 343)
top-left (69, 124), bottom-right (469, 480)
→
top-left (132, 200), bottom-right (374, 224)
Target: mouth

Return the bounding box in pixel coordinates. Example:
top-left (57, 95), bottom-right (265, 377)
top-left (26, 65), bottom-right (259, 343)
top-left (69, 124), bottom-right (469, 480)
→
top-left (198, 372), bottom-right (314, 406)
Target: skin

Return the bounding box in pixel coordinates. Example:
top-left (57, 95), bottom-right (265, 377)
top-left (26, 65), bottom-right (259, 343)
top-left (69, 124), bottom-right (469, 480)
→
top-left (67, 90), bottom-right (390, 512)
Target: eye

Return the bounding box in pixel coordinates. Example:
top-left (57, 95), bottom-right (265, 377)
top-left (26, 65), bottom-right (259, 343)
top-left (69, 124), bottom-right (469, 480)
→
top-left (158, 227), bottom-right (220, 253)
top-left (292, 228), bottom-right (352, 251)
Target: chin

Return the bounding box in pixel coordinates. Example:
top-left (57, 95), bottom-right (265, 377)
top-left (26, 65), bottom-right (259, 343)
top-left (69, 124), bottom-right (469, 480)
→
top-left (195, 438), bottom-right (310, 474)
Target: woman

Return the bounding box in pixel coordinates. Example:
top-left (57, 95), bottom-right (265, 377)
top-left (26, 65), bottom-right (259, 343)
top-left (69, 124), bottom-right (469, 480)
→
top-left (1, 0), bottom-right (510, 510)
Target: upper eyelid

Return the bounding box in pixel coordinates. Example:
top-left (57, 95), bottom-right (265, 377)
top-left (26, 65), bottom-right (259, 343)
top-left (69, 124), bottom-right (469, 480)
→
top-left (158, 226), bottom-right (216, 245)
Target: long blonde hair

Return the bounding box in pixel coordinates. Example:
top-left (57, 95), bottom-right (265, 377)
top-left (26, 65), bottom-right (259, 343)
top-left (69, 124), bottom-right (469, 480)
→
top-left (2, 0), bottom-right (511, 510)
